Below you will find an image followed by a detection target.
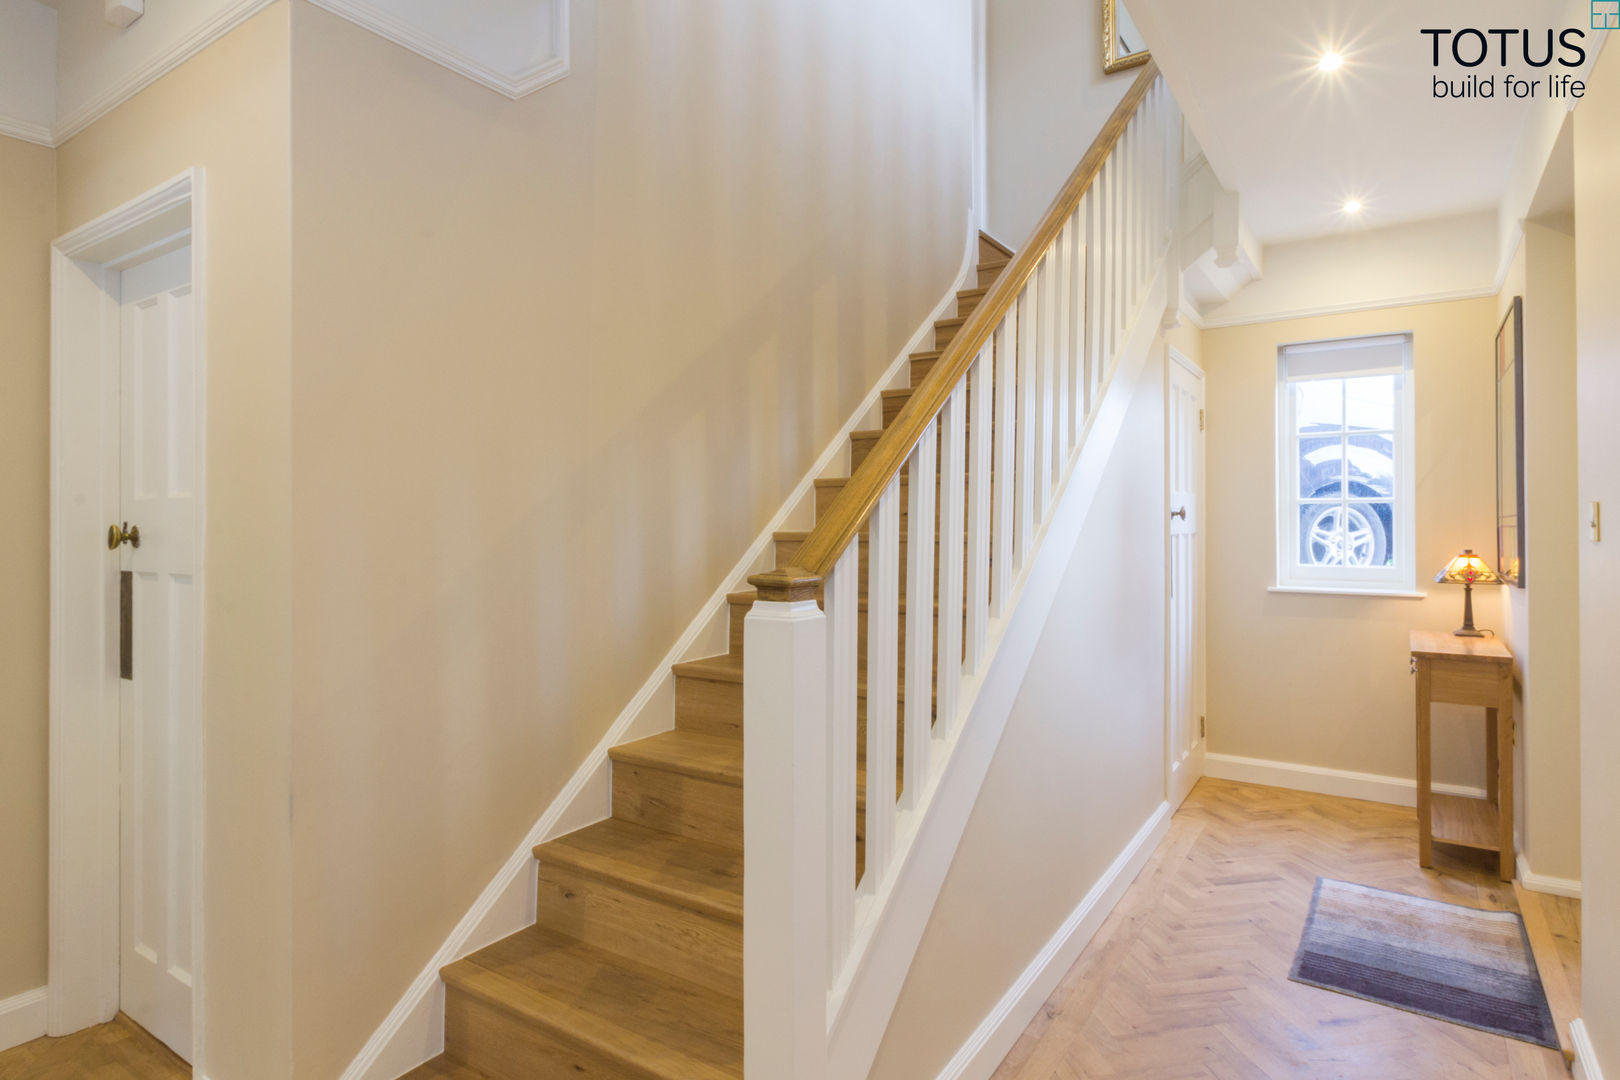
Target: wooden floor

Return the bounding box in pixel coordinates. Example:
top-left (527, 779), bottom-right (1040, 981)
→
top-left (992, 777), bottom-right (1582, 1080)
top-left (0, 780), bottom-right (1579, 1080)
top-left (0, 1014), bottom-right (188, 1080)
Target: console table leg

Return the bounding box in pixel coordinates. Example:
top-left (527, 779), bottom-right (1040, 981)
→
top-left (1417, 660), bottom-right (1433, 868)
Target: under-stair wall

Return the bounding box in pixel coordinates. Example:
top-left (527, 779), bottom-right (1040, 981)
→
top-left (870, 321), bottom-right (1199, 1080)
top-left (286, 2), bottom-right (974, 1075)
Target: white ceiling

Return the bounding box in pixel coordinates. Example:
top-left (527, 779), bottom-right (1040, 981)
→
top-left (1128, 0), bottom-right (1578, 243)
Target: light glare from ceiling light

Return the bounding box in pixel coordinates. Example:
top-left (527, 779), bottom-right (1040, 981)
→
top-left (1342, 199), bottom-right (1363, 214)
top-left (1318, 51), bottom-right (1344, 72)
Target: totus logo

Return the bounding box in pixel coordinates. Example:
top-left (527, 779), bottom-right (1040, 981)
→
top-left (1421, 25), bottom-right (1588, 99)
top-left (1595, 1), bottom-right (1619, 29)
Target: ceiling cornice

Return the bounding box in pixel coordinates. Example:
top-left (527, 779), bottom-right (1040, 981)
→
top-left (0, 0), bottom-right (570, 149)
top-left (304, 0), bottom-right (569, 100)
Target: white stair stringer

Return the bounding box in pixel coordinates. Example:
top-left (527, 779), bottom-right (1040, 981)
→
top-left (826, 258), bottom-right (1172, 1080)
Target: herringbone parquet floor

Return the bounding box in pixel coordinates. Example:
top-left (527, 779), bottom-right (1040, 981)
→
top-left (991, 777), bottom-right (1582, 1080)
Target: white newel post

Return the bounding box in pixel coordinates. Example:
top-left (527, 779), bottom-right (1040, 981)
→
top-left (743, 570), bottom-right (830, 1079)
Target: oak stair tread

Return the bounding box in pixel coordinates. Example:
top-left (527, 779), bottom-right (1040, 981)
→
top-left (673, 653), bottom-right (744, 684)
top-left (536, 818), bottom-right (742, 925)
top-left (609, 729), bottom-right (741, 786)
top-left (444, 926), bottom-right (741, 1080)
top-left (724, 585), bottom-right (946, 618)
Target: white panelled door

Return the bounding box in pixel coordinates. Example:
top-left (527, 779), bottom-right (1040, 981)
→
top-left (117, 244), bottom-right (198, 1061)
top-left (1167, 350), bottom-right (1205, 808)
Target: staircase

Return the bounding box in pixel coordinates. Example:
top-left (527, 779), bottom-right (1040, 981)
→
top-left (400, 237), bottom-right (1018, 1080)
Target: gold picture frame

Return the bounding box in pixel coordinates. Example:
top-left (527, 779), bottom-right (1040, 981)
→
top-left (1103, 0), bottom-right (1151, 74)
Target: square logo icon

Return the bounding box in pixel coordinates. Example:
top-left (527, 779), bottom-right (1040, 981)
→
top-left (1594, 0), bottom-right (1618, 29)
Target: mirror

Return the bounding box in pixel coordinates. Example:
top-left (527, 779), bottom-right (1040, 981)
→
top-left (1104, 0), bottom-right (1151, 74)
top-left (1496, 296), bottom-right (1526, 586)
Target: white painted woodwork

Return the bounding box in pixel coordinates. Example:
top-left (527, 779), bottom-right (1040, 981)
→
top-left (990, 318), bottom-right (1017, 620)
top-left (741, 77), bottom-right (1188, 1080)
top-left (50, 172), bottom-right (206, 1052)
top-left (862, 477), bottom-right (901, 897)
top-left (1015, 287), bottom-right (1037, 566)
top-left (1167, 351), bottom-right (1206, 808)
top-left (936, 382), bottom-right (967, 738)
top-left (1054, 222), bottom-right (1072, 467)
top-left (116, 245), bottom-right (198, 1063)
top-left (826, 544), bottom-right (858, 969)
top-left (742, 597), bottom-right (830, 1080)
top-left (964, 351), bottom-right (993, 670)
top-left (902, 426), bottom-right (937, 811)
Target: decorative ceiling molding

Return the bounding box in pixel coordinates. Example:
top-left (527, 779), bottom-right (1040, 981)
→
top-left (0, 112), bottom-right (53, 147)
top-left (0, 0), bottom-right (570, 150)
top-left (54, 0), bottom-right (276, 143)
top-left (305, 0), bottom-right (570, 99)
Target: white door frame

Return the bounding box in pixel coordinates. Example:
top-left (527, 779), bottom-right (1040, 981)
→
top-left (1165, 345), bottom-right (1206, 808)
top-left (48, 169), bottom-right (207, 1067)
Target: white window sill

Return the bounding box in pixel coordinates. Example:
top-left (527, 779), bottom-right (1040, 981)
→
top-left (1268, 585), bottom-right (1427, 599)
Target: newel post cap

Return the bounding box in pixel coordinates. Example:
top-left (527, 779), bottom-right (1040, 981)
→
top-left (748, 566), bottom-right (823, 603)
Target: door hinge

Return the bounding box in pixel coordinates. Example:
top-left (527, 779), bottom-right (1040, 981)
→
top-left (1199, 715), bottom-right (1206, 739)
top-left (1198, 408), bottom-right (1205, 431)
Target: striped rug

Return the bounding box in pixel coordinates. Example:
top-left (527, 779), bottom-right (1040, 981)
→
top-left (1290, 878), bottom-right (1558, 1049)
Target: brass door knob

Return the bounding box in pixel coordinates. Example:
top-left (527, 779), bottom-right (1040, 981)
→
top-left (107, 522), bottom-right (141, 550)
top-left (1170, 507), bottom-right (1187, 520)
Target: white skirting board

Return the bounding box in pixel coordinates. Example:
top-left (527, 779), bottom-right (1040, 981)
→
top-left (337, 218), bottom-right (983, 1080)
top-left (0, 987), bottom-right (47, 1053)
top-left (1204, 752), bottom-right (1486, 807)
top-left (933, 803), bottom-right (1173, 1080)
top-left (1516, 854), bottom-right (1583, 899)
top-left (1574, 1019), bottom-right (1607, 1080)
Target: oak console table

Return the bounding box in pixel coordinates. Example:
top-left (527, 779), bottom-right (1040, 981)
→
top-left (1411, 630), bottom-right (1515, 880)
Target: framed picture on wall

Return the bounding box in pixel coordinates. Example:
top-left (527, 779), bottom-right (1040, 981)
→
top-left (1496, 296), bottom-right (1526, 587)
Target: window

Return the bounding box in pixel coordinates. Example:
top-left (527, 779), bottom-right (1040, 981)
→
top-left (1275, 334), bottom-right (1415, 593)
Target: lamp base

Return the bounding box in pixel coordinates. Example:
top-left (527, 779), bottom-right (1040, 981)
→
top-left (1452, 626), bottom-right (1487, 638)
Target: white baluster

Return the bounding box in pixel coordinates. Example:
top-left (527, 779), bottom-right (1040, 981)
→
top-left (1102, 155), bottom-right (1117, 370)
top-left (825, 544), bottom-right (858, 968)
top-left (1085, 185), bottom-right (1101, 418)
top-left (965, 347), bottom-right (993, 671)
top-left (1036, 249), bottom-right (1055, 512)
top-left (936, 381), bottom-right (967, 735)
top-left (1054, 221), bottom-right (1072, 471)
top-left (1068, 203), bottom-right (1085, 452)
top-left (902, 424), bottom-right (936, 810)
top-left (861, 476), bottom-right (900, 895)
top-left (991, 312), bottom-right (1018, 620)
top-left (1015, 285), bottom-right (1037, 566)
top-left (743, 580), bottom-right (830, 1080)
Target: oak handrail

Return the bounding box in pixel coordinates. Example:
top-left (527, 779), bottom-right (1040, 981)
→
top-left (751, 61), bottom-right (1161, 601)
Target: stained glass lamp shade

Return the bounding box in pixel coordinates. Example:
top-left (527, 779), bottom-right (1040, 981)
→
top-left (1433, 549), bottom-right (1504, 637)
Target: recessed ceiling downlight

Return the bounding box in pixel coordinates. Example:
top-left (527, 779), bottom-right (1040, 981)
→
top-left (1318, 51), bottom-right (1344, 72)
top-left (1342, 199), bottom-right (1363, 214)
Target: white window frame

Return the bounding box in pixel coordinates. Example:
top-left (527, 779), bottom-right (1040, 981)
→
top-left (1273, 333), bottom-right (1417, 596)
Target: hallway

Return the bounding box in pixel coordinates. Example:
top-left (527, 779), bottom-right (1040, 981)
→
top-left (991, 778), bottom-right (1581, 1080)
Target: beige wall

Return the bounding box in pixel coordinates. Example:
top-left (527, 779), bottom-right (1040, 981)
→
top-left (0, 132), bottom-right (54, 1002)
top-left (285, 1), bottom-right (974, 1073)
top-left (54, 5), bottom-right (294, 1074)
top-left (986, 0), bottom-right (1132, 243)
top-left (1495, 219), bottom-right (1581, 884)
top-left (1574, 38), bottom-right (1620, 1076)
top-left (1203, 298), bottom-right (1503, 789)
top-left (869, 337), bottom-right (1168, 1079)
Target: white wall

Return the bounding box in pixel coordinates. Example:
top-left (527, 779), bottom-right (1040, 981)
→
top-left (868, 330), bottom-right (1172, 1080)
top-left (1573, 36), bottom-right (1620, 1078)
top-left (1200, 211), bottom-right (1500, 329)
top-left (1495, 217), bottom-right (1581, 887)
top-left (985, 0), bottom-right (1132, 244)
